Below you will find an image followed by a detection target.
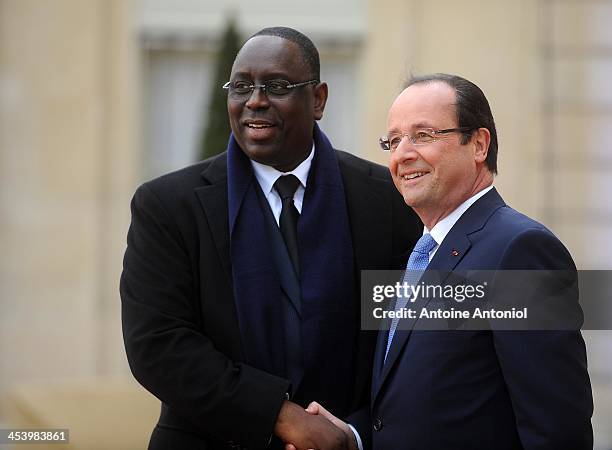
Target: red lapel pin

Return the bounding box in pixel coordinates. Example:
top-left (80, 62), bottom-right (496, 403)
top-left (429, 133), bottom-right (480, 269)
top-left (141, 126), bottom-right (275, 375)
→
top-left (451, 249), bottom-right (460, 257)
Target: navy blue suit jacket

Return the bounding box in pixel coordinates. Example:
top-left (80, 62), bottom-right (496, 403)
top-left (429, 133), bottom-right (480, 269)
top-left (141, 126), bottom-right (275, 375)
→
top-left (353, 188), bottom-right (593, 450)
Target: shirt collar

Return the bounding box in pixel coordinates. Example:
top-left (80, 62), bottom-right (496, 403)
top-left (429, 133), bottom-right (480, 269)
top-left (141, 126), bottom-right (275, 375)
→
top-left (425, 185), bottom-right (494, 246)
top-left (250, 144), bottom-right (315, 194)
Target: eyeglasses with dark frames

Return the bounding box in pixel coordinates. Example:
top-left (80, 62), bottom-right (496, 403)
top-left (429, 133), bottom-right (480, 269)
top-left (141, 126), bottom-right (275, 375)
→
top-left (223, 79), bottom-right (319, 97)
top-left (379, 127), bottom-right (474, 151)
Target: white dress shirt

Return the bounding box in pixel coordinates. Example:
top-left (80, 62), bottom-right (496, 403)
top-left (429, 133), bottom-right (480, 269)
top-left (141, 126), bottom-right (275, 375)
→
top-left (250, 145), bottom-right (314, 225)
top-left (425, 184), bottom-right (494, 260)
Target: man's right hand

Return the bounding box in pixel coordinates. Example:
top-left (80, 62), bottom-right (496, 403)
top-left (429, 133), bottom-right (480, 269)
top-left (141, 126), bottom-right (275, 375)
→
top-left (283, 402), bottom-right (357, 450)
top-left (274, 400), bottom-right (348, 450)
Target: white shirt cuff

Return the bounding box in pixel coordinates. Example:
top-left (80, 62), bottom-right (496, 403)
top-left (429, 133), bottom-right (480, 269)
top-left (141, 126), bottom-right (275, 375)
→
top-left (347, 423), bottom-right (364, 450)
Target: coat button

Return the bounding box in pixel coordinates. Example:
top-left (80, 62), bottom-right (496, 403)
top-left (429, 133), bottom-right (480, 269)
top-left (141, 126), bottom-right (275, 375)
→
top-left (373, 418), bottom-right (383, 431)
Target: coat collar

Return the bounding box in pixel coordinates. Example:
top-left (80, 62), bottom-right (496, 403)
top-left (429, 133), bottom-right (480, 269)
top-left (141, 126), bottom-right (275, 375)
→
top-left (200, 151), bottom-right (228, 185)
top-left (337, 154), bottom-right (392, 273)
top-left (428, 188), bottom-right (505, 271)
top-left (194, 153), bottom-right (231, 285)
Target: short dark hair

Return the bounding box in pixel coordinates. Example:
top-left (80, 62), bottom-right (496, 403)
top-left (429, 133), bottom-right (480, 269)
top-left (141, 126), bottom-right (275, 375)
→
top-left (248, 27), bottom-right (320, 81)
top-left (405, 73), bottom-right (498, 174)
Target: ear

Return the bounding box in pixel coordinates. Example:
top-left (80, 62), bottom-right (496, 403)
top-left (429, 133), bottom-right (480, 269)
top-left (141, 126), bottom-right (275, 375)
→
top-left (313, 82), bottom-right (328, 121)
top-left (472, 127), bottom-right (491, 164)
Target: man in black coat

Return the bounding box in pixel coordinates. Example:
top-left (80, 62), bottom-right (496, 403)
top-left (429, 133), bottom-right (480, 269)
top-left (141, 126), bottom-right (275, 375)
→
top-left (120, 27), bottom-right (421, 450)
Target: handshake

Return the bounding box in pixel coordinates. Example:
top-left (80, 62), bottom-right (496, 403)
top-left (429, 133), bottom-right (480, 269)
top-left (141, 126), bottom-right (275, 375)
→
top-left (274, 400), bottom-right (358, 450)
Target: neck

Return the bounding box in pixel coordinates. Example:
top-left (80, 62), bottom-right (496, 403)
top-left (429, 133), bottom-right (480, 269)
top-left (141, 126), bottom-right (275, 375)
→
top-left (272, 143), bottom-right (312, 172)
top-left (417, 171), bottom-right (494, 230)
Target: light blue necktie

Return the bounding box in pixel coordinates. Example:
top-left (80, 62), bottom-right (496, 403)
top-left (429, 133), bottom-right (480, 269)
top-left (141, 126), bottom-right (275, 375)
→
top-left (385, 233), bottom-right (438, 361)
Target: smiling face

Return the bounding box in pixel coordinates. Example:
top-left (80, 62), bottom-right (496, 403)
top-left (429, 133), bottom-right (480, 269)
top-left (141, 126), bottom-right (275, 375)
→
top-left (387, 81), bottom-right (493, 228)
top-left (227, 35), bottom-right (327, 172)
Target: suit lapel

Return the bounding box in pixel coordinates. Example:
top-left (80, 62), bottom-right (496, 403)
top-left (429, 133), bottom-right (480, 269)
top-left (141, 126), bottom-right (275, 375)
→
top-left (340, 160), bottom-right (391, 274)
top-left (372, 322), bottom-right (389, 394)
top-left (194, 155), bottom-right (232, 289)
top-left (373, 188), bottom-right (505, 403)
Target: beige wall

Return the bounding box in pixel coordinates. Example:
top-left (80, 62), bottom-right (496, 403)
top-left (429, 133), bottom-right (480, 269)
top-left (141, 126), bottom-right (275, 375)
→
top-left (0, 0), bottom-right (137, 397)
top-left (359, 0), bottom-right (417, 163)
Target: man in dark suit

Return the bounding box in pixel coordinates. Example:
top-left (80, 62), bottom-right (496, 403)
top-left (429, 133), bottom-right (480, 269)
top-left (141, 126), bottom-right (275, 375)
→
top-left (299, 73), bottom-right (593, 450)
top-left (120, 27), bottom-right (421, 450)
